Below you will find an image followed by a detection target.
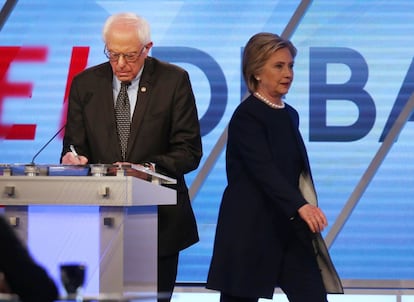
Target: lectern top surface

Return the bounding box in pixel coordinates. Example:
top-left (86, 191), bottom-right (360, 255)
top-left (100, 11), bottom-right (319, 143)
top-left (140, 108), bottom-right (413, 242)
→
top-left (0, 164), bottom-right (176, 185)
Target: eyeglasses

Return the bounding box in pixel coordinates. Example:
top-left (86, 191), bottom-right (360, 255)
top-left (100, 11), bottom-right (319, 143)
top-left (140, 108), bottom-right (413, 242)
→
top-left (104, 45), bottom-right (147, 62)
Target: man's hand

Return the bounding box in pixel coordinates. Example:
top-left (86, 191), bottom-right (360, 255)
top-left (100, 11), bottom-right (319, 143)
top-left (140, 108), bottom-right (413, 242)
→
top-left (61, 151), bottom-right (88, 165)
top-left (298, 204), bottom-right (328, 233)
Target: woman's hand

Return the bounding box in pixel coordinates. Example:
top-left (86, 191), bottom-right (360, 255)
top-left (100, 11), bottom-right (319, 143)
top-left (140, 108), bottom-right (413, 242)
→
top-left (298, 204), bottom-right (328, 233)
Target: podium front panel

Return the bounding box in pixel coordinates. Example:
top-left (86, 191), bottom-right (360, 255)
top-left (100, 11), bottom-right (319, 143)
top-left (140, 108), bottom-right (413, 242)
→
top-left (0, 172), bottom-right (176, 297)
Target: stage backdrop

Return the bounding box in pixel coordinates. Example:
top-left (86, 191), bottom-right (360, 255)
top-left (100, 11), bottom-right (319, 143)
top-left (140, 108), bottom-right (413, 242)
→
top-left (1, 0), bottom-right (414, 293)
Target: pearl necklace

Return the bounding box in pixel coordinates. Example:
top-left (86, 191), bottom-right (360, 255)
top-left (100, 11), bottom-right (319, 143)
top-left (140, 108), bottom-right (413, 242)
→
top-left (254, 92), bottom-right (285, 109)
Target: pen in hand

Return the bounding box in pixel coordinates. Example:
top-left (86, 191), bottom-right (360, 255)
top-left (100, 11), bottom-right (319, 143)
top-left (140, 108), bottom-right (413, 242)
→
top-left (69, 145), bottom-right (79, 158)
top-left (63, 145), bottom-right (87, 165)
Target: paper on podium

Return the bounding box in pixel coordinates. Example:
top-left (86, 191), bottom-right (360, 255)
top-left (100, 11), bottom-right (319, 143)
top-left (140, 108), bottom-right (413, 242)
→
top-left (129, 164), bottom-right (176, 185)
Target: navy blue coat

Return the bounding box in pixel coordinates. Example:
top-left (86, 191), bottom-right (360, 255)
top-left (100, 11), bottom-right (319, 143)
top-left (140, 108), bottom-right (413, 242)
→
top-left (206, 95), bottom-right (342, 298)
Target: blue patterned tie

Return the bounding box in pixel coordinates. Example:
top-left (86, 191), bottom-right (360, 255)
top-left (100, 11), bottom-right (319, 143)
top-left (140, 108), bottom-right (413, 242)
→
top-left (115, 81), bottom-right (131, 160)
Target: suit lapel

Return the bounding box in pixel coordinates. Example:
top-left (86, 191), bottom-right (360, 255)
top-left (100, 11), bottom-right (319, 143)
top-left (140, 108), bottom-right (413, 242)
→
top-left (96, 65), bottom-right (117, 126)
top-left (127, 58), bottom-right (154, 158)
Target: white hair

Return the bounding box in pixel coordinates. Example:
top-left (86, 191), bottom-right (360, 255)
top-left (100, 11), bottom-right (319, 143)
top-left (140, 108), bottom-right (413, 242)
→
top-left (102, 13), bottom-right (151, 45)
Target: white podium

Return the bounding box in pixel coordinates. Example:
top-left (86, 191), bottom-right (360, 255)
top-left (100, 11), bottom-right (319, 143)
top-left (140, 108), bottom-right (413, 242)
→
top-left (0, 165), bottom-right (176, 297)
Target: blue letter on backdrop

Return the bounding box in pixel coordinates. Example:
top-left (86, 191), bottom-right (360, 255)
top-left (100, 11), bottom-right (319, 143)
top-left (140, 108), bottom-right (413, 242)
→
top-left (379, 57), bottom-right (414, 142)
top-left (309, 47), bottom-right (375, 141)
top-left (153, 46), bottom-right (227, 137)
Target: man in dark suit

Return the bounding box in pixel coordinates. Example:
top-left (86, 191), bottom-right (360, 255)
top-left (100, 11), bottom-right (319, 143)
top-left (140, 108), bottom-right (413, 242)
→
top-left (60, 12), bottom-right (202, 302)
top-left (0, 215), bottom-right (58, 302)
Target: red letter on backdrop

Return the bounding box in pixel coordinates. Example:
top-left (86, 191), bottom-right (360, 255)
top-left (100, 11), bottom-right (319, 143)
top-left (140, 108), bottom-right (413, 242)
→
top-left (0, 46), bottom-right (47, 139)
top-left (59, 46), bottom-right (89, 137)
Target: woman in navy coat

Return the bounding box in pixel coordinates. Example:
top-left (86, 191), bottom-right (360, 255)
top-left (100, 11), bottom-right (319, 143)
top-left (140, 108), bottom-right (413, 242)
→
top-left (206, 33), bottom-right (343, 302)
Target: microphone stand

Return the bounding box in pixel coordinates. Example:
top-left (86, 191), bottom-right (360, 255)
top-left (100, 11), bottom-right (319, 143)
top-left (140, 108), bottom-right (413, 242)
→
top-left (30, 124), bottom-right (66, 165)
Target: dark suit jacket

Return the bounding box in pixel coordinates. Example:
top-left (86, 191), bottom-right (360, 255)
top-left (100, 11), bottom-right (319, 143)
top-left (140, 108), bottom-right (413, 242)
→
top-left (62, 57), bottom-right (202, 256)
top-left (0, 215), bottom-right (58, 302)
top-left (207, 95), bottom-right (342, 298)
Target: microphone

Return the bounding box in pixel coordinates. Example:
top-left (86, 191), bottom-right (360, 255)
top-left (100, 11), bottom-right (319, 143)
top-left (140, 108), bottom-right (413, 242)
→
top-left (30, 93), bottom-right (92, 165)
top-left (31, 124), bottom-right (66, 164)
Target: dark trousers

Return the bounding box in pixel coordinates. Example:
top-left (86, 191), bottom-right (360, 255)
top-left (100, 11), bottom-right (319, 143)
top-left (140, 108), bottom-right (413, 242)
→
top-left (157, 252), bottom-right (179, 302)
